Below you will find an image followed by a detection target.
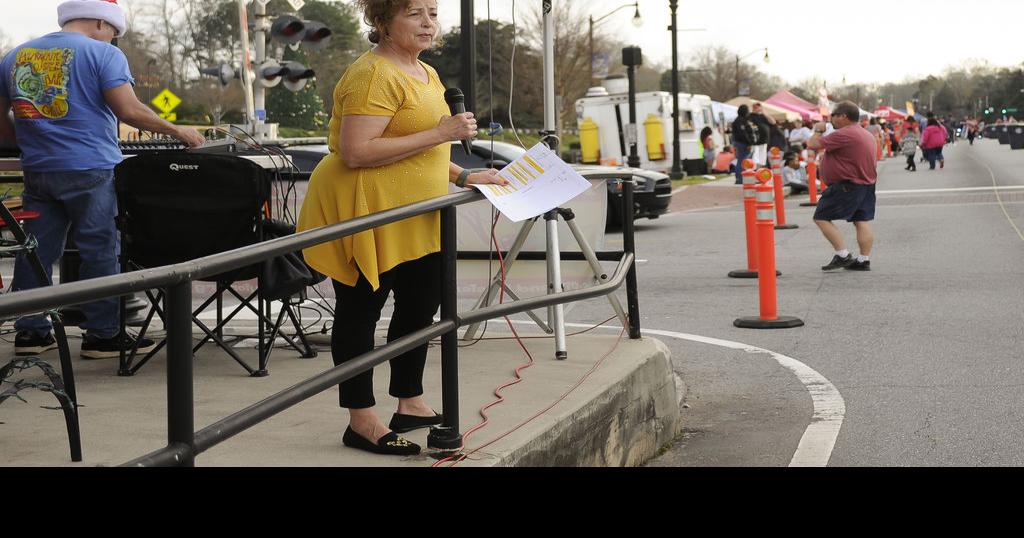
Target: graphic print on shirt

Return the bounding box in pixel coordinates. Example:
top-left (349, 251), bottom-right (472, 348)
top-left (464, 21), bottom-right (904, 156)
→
top-left (10, 48), bottom-right (74, 120)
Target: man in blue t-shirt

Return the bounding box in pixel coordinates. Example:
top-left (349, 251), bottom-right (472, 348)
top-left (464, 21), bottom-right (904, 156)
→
top-left (0, 0), bottom-right (205, 359)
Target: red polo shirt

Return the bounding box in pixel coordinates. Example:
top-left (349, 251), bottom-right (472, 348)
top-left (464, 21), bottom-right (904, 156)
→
top-left (819, 124), bottom-right (878, 186)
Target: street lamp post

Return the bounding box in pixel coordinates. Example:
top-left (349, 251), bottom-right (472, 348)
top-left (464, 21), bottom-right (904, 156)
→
top-left (735, 47), bottom-right (769, 97)
top-left (669, 0), bottom-right (681, 179)
top-left (667, 1), bottom-right (706, 180)
top-left (589, 2), bottom-right (642, 84)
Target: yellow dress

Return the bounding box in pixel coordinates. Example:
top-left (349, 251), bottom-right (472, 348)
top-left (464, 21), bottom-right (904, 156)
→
top-left (297, 51), bottom-right (450, 290)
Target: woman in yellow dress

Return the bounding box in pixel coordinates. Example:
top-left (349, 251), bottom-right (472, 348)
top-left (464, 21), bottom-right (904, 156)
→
top-left (297, 0), bottom-right (507, 456)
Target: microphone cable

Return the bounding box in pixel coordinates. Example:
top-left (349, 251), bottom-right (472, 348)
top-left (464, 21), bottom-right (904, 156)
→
top-left (507, 0), bottom-right (527, 149)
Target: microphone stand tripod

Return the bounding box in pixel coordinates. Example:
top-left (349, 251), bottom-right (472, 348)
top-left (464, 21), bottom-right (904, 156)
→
top-left (461, 1), bottom-right (624, 361)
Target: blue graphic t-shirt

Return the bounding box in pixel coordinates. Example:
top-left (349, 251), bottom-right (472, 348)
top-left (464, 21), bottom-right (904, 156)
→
top-left (0, 32), bottom-right (134, 172)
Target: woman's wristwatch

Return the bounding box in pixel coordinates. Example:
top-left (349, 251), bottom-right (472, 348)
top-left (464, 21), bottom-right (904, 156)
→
top-left (455, 168), bottom-right (471, 188)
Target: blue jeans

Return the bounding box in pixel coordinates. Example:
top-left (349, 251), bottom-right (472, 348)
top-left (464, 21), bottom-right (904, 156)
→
top-left (733, 143), bottom-right (750, 184)
top-left (11, 169), bottom-right (120, 338)
top-left (924, 147), bottom-right (943, 169)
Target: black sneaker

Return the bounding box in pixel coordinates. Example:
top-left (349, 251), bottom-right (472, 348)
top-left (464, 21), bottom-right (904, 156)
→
top-left (15, 331), bottom-right (58, 356)
top-left (81, 332), bottom-right (156, 360)
top-left (821, 254), bottom-right (854, 271)
top-left (845, 259), bottom-right (871, 271)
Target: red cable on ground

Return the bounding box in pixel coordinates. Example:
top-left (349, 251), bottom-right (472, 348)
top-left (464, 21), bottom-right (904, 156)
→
top-left (432, 215), bottom-right (630, 467)
top-left (442, 325), bottom-right (627, 467)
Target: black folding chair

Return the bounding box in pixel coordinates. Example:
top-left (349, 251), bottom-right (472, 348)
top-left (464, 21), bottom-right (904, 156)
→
top-left (114, 152), bottom-right (316, 377)
top-left (0, 200), bottom-right (82, 462)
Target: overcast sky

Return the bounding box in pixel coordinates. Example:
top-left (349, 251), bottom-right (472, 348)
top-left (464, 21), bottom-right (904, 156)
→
top-left (4, 0), bottom-right (1021, 87)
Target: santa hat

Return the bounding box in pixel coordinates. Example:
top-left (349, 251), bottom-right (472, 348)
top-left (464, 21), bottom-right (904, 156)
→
top-left (58, 0), bottom-right (128, 38)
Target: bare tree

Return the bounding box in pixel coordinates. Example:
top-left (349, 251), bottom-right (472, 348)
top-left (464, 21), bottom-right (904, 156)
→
top-left (525, 0), bottom-right (598, 129)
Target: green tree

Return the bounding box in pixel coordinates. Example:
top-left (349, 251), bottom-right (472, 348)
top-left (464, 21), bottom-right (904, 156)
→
top-left (266, 48), bottom-right (328, 130)
top-left (422, 20), bottom-right (544, 128)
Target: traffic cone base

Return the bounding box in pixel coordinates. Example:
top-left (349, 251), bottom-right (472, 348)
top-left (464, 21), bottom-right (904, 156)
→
top-left (728, 269), bottom-right (759, 279)
top-left (733, 315), bottom-right (805, 329)
top-left (728, 269), bottom-right (780, 278)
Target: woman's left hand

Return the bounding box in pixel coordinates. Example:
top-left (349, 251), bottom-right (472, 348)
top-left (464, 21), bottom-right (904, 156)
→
top-left (464, 168), bottom-right (509, 186)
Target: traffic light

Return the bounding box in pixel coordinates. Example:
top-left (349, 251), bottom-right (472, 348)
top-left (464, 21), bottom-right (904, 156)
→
top-left (200, 64), bottom-right (237, 87)
top-left (280, 61), bottom-right (315, 92)
top-left (1002, 108), bottom-right (1007, 114)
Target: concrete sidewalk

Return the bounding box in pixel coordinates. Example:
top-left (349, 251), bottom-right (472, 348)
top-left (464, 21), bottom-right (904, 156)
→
top-left (0, 323), bottom-right (678, 467)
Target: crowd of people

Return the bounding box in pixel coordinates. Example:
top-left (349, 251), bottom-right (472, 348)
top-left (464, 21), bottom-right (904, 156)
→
top-left (706, 100), bottom-right (985, 178)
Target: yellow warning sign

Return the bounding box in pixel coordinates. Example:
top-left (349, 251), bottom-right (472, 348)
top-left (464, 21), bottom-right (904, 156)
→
top-left (152, 88), bottom-right (181, 114)
top-left (159, 112), bottom-right (177, 122)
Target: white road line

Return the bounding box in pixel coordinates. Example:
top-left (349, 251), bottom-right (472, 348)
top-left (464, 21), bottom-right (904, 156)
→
top-left (965, 154), bottom-right (1024, 242)
top-left (558, 323), bottom-right (846, 467)
top-left (877, 185), bottom-right (1024, 195)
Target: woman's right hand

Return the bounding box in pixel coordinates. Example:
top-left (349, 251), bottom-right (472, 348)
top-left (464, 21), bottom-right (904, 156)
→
top-left (437, 112), bottom-right (478, 142)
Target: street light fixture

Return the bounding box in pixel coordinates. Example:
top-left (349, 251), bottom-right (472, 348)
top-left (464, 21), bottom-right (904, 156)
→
top-left (667, 0), bottom-right (706, 179)
top-left (735, 47), bottom-right (769, 97)
top-left (589, 2), bottom-right (642, 83)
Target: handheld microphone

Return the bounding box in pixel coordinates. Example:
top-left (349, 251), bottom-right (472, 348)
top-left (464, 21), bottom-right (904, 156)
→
top-left (444, 87), bottom-right (473, 156)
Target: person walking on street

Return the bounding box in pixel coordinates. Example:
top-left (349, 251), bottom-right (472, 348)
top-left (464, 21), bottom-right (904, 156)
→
top-left (967, 120), bottom-right (978, 145)
top-left (901, 128), bottom-right (919, 171)
top-left (731, 105), bottom-right (760, 184)
top-left (749, 102), bottom-right (773, 166)
top-left (921, 117), bottom-right (947, 170)
top-left (805, 101), bottom-right (878, 271)
top-left (0, 0), bottom-right (205, 358)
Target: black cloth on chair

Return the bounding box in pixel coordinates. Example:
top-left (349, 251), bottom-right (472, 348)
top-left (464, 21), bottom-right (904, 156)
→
top-left (114, 152), bottom-right (316, 377)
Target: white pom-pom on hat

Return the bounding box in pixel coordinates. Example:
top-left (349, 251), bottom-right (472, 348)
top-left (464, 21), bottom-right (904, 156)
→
top-left (58, 0), bottom-right (128, 38)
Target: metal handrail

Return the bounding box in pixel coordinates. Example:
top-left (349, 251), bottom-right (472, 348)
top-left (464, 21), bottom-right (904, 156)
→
top-left (0, 180), bottom-right (641, 467)
top-left (0, 190), bottom-right (484, 319)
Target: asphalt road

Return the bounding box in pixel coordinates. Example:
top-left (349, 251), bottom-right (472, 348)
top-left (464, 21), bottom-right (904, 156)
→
top-left (565, 137), bottom-right (1024, 466)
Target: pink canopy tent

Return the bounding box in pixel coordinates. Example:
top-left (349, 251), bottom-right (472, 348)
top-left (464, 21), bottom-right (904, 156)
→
top-left (765, 90), bottom-right (823, 122)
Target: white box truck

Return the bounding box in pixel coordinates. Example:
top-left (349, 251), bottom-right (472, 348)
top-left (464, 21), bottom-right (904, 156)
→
top-left (574, 75), bottom-right (723, 175)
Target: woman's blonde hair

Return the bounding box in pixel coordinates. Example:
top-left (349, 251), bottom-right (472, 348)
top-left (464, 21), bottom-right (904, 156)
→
top-left (355, 0), bottom-right (411, 44)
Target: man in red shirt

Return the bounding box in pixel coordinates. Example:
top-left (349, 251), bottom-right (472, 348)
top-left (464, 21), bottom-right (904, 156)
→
top-left (806, 101), bottom-right (878, 271)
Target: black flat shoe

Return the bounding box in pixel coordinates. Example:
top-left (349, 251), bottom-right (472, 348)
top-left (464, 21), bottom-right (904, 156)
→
top-left (342, 426), bottom-right (420, 456)
top-left (389, 411), bottom-right (444, 433)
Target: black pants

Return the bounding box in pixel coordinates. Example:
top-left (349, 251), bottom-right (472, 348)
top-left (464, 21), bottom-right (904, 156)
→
top-left (906, 154), bottom-right (916, 170)
top-left (331, 252), bottom-right (441, 409)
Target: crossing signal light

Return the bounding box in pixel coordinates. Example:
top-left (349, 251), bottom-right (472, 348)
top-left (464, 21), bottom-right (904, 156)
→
top-left (200, 64), bottom-right (237, 87)
top-left (302, 21), bottom-right (332, 50)
top-left (271, 16), bottom-right (332, 49)
top-left (280, 61), bottom-right (315, 92)
top-left (258, 60), bottom-right (288, 88)
top-left (270, 15), bottom-right (306, 45)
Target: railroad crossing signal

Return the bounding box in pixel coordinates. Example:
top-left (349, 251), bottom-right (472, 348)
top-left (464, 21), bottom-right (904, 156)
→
top-left (151, 88), bottom-right (181, 114)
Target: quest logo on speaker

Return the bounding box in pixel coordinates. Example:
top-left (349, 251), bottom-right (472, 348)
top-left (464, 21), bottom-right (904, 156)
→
top-left (169, 163), bottom-right (199, 172)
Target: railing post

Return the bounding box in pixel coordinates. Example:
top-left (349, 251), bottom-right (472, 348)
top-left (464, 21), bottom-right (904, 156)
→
top-left (622, 179), bottom-right (642, 339)
top-left (428, 206), bottom-right (463, 454)
top-left (165, 282), bottom-right (195, 466)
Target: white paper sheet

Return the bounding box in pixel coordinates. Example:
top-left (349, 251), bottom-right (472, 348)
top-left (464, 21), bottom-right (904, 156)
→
top-left (472, 143), bottom-right (592, 222)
